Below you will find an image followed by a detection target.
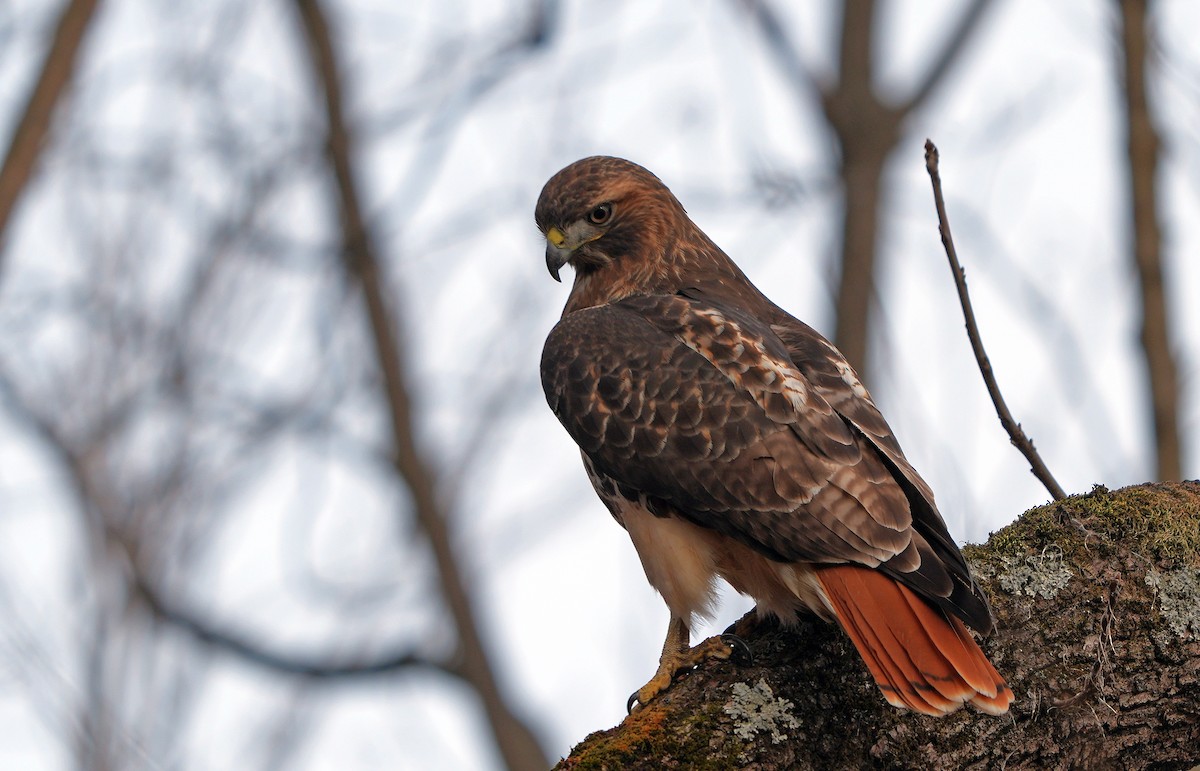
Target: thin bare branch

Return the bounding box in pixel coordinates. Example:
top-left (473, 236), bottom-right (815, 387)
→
top-left (923, 139), bottom-right (1067, 501)
top-left (0, 0), bottom-right (100, 257)
top-left (133, 576), bottom-right (458, 680)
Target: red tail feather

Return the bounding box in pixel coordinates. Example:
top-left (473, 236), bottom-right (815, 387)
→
top-left (817, 565), bottom-right (1012, 716)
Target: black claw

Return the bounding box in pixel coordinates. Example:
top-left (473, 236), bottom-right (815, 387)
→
top-left (720, 633), bottom-right (753, 665)
top-left (626, 691), bottom-right (640, 714)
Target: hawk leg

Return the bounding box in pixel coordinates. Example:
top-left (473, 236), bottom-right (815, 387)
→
top-left (626, 616), bottom-right (751, 713)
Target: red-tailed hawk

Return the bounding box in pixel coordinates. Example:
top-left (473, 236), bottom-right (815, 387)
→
top-left (536, 156), bottom-right (1011, 716)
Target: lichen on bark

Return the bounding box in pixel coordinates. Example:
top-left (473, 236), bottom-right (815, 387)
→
top-left (1145, 567), bottom-right (1200, 639)
top-left (723, 678), bottom-right (801, 745)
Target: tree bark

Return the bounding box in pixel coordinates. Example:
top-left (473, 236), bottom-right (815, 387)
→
top-left (556, 481), bottom-right (1200, 769)
top-left (1116, 0), bottom-right (1183, 482)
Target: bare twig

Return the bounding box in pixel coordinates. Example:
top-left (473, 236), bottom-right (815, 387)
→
top-left (0, 0), bottom-right (100, 258)
top-left (923, 139), bottom-right (1067, 501)
top-left (1116, 0), bottom-right (1182, 481)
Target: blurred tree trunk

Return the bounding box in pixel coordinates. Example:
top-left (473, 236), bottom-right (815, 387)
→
top-left (744, 0), bottom-right (993, 383)
top-left (556, 482), bottom-right (1200, 769)
top-left (822, 0), bottom-right (900, 380)
top-left (1116, 0), bottom-right (1183, 482)
top-left (0, 0), bottom-right (99, 254)
top-left (0, 5), bottom-right (120, 769)
top-left (291, 2), bottom-right (549, 769)
top-left (0, 1), bottom-right (555, 766)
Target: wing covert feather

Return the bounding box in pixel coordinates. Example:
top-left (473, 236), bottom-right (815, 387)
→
top-left (540, 296), bottom-right (914, 567)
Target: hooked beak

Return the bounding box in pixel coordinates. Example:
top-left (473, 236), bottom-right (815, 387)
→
top-left (545, 226), bottom-right (570, 282)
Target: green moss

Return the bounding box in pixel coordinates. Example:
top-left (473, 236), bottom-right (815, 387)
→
top-left (1083, 483), bottom-right (1200, 563)
top-left (966, 481), bottom-right (1200, 570)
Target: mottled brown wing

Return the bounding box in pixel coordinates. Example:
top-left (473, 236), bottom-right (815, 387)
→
top-left (766, 317), bottom-right (934, 502)
top-left (541, 294), bottom-right (971, 611)
top-left (752, 302), bottom-right (991, 633)
top-left (662, 284), bottom-right (992, 632)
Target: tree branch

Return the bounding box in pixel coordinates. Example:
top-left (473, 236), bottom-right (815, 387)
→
top-left (923, 139), bottom-right (1066, 501)
top-left (290, 2), bottom-right (548, 769)
top-left (738, 1), bottom-right (997, 382)
top-left (1116, 0), bottom-right (1182, 481)
top-left (133, 575), bottom-right (459, 680)
top-left (558, 482), bottom-right (1200, 768)
top-left (0, 0), bottom-right (100, 258)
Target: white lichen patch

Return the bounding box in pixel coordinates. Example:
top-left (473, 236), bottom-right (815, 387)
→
top-left (997, 547), bottom-right (1073, 599)
top-left (967, 557), bottom-right (994, 580)
top-left (1145, 568), bottom-right (1200, 639)
top-left (723, 678), bottom-right (800, 745)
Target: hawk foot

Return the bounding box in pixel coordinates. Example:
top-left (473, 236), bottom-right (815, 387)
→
top-left (626, 633), bottom-right (751, 713)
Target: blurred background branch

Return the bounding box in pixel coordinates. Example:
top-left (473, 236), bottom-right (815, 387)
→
top-left (292, 0), bottom-right (547, 767)
top-left (738, 0), bottom-right (995, 382)
top-left (0, 0), bottom-right (98, 256)
top-left (1116, 0), bottom-right (1182, 482)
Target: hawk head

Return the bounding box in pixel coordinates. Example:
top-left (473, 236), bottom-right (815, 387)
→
top-left (535, 156), bottom-right (684, 283)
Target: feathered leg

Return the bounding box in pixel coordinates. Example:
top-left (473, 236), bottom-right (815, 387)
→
top-left (626, 616), bottom-right (750, 712)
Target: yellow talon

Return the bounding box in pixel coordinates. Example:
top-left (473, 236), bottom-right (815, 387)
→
top-left (626, 621), bottom-right (750, 712)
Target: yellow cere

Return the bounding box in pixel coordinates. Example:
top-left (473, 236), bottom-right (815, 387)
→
top-left (546, 227), bottom-right (566, 247)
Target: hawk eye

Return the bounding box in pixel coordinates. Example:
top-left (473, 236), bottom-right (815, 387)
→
top-left (588, 203), bottom-right (612, 224)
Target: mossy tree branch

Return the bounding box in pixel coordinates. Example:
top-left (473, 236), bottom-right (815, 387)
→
top-left (557, 482), bottom-right (1200, 769)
